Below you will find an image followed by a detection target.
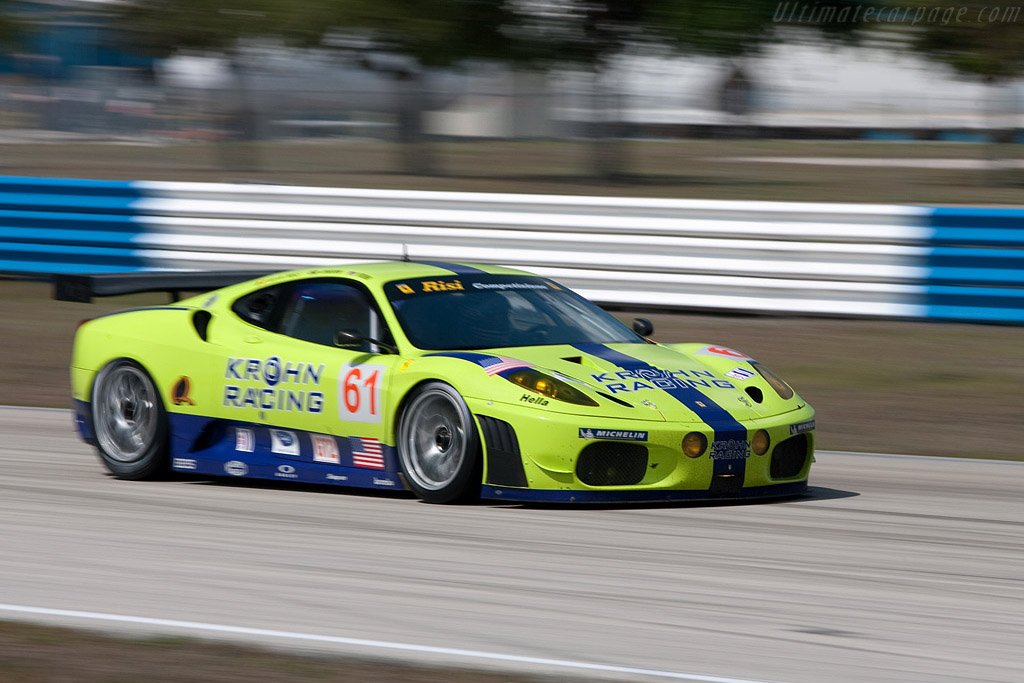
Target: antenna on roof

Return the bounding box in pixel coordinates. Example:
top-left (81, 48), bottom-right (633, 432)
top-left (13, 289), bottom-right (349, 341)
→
top-left (401, 243), bottom-right (409, 262)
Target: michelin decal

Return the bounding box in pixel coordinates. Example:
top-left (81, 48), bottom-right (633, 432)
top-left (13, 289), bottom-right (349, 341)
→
top-left (578, 428), bottom-right (648, 441)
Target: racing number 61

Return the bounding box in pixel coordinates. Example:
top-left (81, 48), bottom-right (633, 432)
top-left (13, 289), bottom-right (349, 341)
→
top-left (338, 363), bottom-right (385, 424)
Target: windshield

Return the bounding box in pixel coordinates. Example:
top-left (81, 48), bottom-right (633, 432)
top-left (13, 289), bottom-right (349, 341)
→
top-left (384, 275), bottom-right (642, 350)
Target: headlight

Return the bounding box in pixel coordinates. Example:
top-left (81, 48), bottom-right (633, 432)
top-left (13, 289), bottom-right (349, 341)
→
top-left (682, 432), bottom-right (707, 458)
top-left (750, 362), bottom-right (794, 400)
top-left (751, 429), bottom-right (770, 456)
top-left (505, 369), bottom-right (599, 406)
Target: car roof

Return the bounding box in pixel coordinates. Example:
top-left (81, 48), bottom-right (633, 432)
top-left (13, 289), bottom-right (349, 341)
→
top-left (255, 261), bottom-right (535, 285)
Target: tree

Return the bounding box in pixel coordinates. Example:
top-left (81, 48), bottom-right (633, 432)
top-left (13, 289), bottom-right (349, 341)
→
top-left (891, 2), bottom-right (1024, 180)
top-left (297, 0), bottom-right (523, 174)
top-left (899, 2), bottom-right (1023, 80)
top-left (113, 0), bottom-right (523, 174)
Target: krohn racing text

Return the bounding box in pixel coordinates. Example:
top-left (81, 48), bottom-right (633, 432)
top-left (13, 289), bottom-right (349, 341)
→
top-left (223, 356), bottom-right (326, 413)
top-left (590, 368), bottom-right (736, 394)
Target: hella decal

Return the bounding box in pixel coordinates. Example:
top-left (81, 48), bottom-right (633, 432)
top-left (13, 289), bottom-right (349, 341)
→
top-left (520, 394), bottom-right (549, 406)
top-left (578, 428), bottom-right (648, 442)
top-left (790, 419), bottom-right (816, 435)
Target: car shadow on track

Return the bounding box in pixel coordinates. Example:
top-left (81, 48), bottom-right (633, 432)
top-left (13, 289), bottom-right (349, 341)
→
top-left (490, 486), bottom-right (860, 511)
top-left (159, 473), bottom-right (417, 500)
top-left (153, 474), bottom-right (857, 509)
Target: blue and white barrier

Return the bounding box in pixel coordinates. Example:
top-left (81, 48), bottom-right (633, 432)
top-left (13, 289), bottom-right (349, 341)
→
top-left (1, 176), bottom-right (1021, 323)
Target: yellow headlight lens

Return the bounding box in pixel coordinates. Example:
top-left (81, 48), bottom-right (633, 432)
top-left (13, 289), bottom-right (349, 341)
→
top-left (682, 432), bottom-right (707, 458)
top-left (750, 362), bottom-right (794, 400)
top-left (751, 429), bottom-right (770, 456)
top-left (505, 369), bottom-right (599, 406)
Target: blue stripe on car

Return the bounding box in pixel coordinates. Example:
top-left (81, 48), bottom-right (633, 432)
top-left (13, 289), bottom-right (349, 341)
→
top-left (409, 261), bottom-right (488, 274)
top-left (572, 344), bottom-right (749, 482)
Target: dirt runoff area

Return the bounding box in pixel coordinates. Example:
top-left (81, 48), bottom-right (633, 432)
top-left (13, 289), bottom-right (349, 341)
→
top-left (0, 620), bottom-right (562, 683)
top-left (2, 278), bottom-right (1022, 460)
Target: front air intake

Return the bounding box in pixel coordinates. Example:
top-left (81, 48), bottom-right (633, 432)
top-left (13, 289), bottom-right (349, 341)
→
top-left (771, 434), bottom-right (809, 479)
top-left (576, 442), bottom-right (648, 486)
top-left (478, 415), bottom-right (528, 487)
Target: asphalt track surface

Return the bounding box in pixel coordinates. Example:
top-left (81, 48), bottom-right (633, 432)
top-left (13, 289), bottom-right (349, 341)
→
top-left (0, 407), bottom-right (1020, 683)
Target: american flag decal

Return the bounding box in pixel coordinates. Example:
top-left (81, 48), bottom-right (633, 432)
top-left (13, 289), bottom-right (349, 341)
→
top-left (351, 437), bottom-right (385, 469)
top-left (480, 356), bottom-right (533, 376)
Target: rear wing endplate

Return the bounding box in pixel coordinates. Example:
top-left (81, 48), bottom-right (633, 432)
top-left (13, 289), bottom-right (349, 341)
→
top-left (53, 271), bottom-right (272, 303)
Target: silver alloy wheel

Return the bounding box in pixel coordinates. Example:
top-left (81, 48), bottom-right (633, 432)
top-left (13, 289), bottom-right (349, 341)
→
top-left (400, 387), bottom-right (468, 491)
top-left (94, 363), bottom-right (159, 463)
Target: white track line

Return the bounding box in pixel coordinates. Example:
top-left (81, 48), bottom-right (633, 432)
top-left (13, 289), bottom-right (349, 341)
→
top-left (0, 603), bottom-right (777, 683)
top-left (817, 450), bottom-right (1024, 466)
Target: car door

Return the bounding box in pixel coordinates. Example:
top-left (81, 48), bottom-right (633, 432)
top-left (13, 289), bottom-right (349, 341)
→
top-left (222, 278), bottom-right (400, 470)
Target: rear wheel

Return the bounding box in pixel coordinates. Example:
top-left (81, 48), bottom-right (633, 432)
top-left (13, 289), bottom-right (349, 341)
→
top-left (92, 359), bottom-right (168, 480)
top-left (397, 382), bottom-right (481, 503)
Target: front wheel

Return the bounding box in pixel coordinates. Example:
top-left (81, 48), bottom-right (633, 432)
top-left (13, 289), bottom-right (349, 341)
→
top-left (397, 382), bottom-right (481, 503)
top-left (91, 359), bottom-right (168, 480)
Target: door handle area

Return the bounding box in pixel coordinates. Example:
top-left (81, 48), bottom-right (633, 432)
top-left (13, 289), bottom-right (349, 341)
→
top-left (244, 336), bottom-right (263, 344)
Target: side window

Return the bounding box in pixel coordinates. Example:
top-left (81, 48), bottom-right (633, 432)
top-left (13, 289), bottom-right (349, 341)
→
top-left (278, 281), bottom-right (392, 351)
top-left (231, 284), bottom-right (285, 330)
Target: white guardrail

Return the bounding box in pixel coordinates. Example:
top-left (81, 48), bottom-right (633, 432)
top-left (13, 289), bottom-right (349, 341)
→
top-left (129, 182), bottom-right (935, 319)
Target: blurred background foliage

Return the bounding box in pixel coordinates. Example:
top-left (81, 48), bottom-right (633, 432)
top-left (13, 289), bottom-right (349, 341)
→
top-left (0, 0), bottom-right (1020, 187)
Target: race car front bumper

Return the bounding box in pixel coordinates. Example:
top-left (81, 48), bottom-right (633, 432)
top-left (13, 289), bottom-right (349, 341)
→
top-left (468, 397), bottom-right (815, 503)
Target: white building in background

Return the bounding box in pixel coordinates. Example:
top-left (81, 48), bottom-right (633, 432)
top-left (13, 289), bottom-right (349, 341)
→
top-left (431, 43), bottom-right (1022, 138)
top-left (153, 41), bottom-right (1022, 140)
top-left (607, 42), bottom-right (1021, 131)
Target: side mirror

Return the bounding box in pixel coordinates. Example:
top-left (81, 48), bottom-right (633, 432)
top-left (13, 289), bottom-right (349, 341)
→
top-left (334, 330), bottom-right (362, 348)
top-left (333, 329), bottom-right (399, 355)
top-left (632, 318), bottom-right (654, 337)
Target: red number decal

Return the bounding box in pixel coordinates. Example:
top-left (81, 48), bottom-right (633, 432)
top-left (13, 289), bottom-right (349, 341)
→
top-left (343, 368), bottom-right (361, 413)
top-left (364, 370), bottom-right (379, 416)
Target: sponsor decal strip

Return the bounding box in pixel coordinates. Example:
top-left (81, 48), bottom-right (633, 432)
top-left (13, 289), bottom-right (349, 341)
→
top-left (578, 428), bottom-right (648, 442)
top-left (790, 419), bottom-right (815, 435)
top-left (573, 344), bottom-right (749, 477)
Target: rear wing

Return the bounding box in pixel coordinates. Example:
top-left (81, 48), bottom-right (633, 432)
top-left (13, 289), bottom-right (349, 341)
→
top-left (53, 271), bottom-right (272, 303)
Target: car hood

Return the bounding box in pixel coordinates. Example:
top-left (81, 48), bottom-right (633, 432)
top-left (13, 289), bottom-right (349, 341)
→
top-left (478, 342), bottom-right (805, 423)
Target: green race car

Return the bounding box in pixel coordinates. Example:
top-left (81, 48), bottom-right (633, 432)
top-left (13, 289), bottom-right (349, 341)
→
top-left (68, 261), bottom-right (815, 503)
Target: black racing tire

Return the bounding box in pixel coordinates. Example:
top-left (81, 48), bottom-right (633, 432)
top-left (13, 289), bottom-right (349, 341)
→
top-left (397, 382), bottom-right (481, 504)
top-left (91, 359), bottom-right (169, 480)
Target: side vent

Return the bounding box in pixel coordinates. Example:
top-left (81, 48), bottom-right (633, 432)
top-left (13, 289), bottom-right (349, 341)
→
top-left (477, 415), bottom-right (528, 488)
top-left (192, 310), bottom-right (212, 341)
top-left (597, 391), bottom-right (633, 408)
top-left (744, 386), bottom-right (763, 404)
